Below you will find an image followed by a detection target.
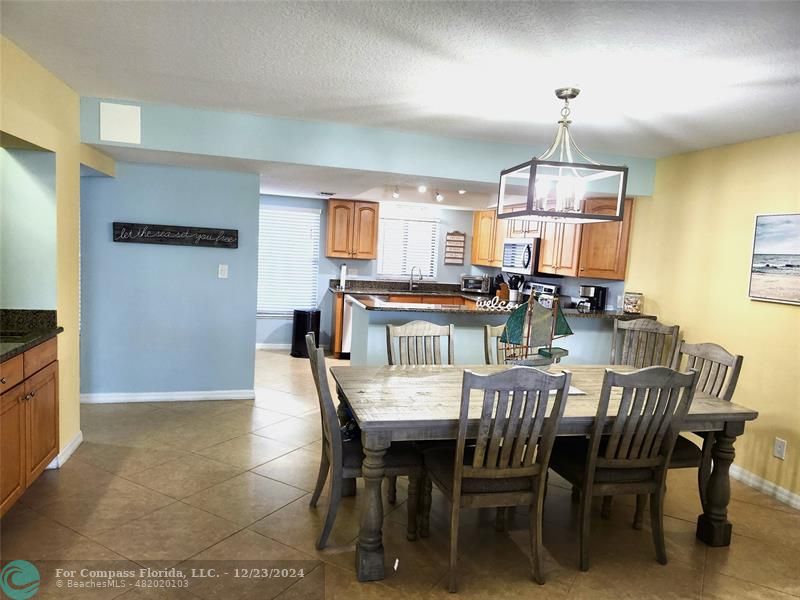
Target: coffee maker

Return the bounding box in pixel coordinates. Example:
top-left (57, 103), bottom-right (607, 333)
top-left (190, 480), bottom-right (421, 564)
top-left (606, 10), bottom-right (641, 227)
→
top-left (577, 285), bottom-right (607, 312)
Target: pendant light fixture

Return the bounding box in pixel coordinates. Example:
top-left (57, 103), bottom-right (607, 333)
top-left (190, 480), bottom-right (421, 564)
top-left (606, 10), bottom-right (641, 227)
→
top-left (497, 88), bottom-right (628, 223)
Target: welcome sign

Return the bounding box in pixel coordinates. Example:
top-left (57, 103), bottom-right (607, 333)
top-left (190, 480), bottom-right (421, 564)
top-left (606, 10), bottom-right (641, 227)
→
top-left (112, 222), bottom-right (238, 249)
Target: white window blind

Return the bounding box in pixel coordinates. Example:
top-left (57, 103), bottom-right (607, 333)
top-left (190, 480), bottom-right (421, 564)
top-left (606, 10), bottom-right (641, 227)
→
top-left (257, 205), bottom-right (321, 316)
top-left (377, 217), bottom-right (440, 278)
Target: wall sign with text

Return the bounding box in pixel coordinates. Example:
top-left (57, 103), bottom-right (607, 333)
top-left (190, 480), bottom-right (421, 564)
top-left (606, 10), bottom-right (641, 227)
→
top-left (112, 222), bottom-right (239, 249)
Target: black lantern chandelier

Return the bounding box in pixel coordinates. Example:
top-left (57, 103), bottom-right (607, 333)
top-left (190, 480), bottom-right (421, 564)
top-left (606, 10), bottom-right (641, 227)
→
top-left (497, 88), bottom-right (628, 223)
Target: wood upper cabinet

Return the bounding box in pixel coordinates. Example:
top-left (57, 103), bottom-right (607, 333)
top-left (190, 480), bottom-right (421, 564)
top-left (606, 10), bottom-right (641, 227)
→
top-left (0, 384), bottom-right (26, 516)
top-left (537, 222), bottom-right (582, 276)
top-left (537, 198), bottom-right (634, 280)
top-left (507, 219), bottom-right (542, 239)
top-left (578, 198), bottom-right (634, 280)
top-left (24, 361), bottom-right (58, 485)
top-left (0, 339), bottom-right (59, 517)
top-left (471, 210), bottom-right (506, 268)
top-left (325, 199), bottom-right (379, 259)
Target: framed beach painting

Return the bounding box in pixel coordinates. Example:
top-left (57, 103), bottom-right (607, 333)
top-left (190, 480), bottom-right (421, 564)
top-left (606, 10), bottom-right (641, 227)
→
top-left (749, 213), bottom-right (800, 305)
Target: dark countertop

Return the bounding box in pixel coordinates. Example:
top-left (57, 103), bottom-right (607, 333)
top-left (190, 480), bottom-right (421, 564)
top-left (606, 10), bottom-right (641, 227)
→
top-left (0, 327), bottom-right (63, 363)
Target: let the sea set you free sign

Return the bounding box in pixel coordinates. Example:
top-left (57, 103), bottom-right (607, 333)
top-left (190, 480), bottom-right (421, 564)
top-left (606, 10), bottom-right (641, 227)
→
top-left (112, 222), bottom-right (239, 249)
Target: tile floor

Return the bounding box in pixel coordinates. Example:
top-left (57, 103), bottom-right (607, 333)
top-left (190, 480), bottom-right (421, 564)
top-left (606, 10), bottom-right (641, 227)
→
top-left (2, 350), bottom-right (798, 599)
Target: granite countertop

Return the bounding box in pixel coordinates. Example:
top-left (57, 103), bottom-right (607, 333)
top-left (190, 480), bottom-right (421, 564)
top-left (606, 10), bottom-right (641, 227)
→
top-left (0, 327), bottom-right (63, 363)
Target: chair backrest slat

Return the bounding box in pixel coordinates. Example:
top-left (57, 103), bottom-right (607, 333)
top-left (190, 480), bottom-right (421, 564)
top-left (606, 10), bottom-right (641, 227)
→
top-left (484, 324), bottom-right (507, 364)
top-left (612, 319), bottom-right (680, 368)
top-left (305, 333), bottom-right (342, 466)
top-left (671, 341), bottom-right (743, 402)
top-left (455, 367), bottom-right (571, 486)
top-left (591, 366), bottom-right (698, 472)
top-left (387, 321), bottom-right (454, 365)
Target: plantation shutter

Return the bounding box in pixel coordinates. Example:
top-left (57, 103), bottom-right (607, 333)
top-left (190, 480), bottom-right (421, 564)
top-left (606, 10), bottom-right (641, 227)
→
top-left (377, 217), bottom-right (440, 278)
top-left (257, 205), bottom-right (321, 316)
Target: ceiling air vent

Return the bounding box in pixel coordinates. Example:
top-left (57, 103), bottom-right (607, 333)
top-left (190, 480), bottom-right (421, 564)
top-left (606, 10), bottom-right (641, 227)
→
top-left (319, 191), bottom-right (336, 196)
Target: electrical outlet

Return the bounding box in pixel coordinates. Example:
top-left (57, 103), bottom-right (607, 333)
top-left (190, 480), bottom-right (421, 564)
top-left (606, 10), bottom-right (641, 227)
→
top-left (218, 264), bottom-right (229, 279)
top-left (773, 437), bottom-right (787, 461)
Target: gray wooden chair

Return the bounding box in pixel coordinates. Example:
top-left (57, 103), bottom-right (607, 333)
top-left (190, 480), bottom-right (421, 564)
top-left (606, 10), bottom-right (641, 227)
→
top-left (423, 366), bottom-right (572, 591)
top-left (668, 341), bottom-right (743, 510)
top-left (549, 366), bottom-right (699, 571)
top-left (386, 320), bottom-right (455, 366)
top-left (483, 323), bottom-right (552, 366)
top-left (305, 334), bottom-right (424, 548)
top-left (385, 320), bottom-right (454, 502)
top-left (611, 319), bottom-right (680, 368)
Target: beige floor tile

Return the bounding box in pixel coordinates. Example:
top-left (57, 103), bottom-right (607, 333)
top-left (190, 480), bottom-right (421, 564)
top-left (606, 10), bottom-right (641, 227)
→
top-left (91, 502), bottom-right (240, 567)
top-left (147, 419), bottom-right (245, 452)
top-left (724, 497), bottom-right (800, 550)
top-left (183, 472), bottom-right (307, 526)
top-left (254, 388), bottom-right (319, 416)
top-left (705, 533), bottom-right (800, 596)
top-left (72, 440), bottom-right (191, 477)
top-left (702, 572), bottom-right (798, 599)
top-left (200, 404), bottom-right (291, 434)
top-left (251, 447), bottom-right (327, 493)
top-left (35, 476), bottom-right (175, 537)
top-left (567, 559), bottom-right (704, 599)
top-left (0, 505), bottom-right (93, 561)
top-left (254, 416), bottom-right (323, 446)
top-left (196, 434), bottom-right (299, 469)
top-left (184, 529), bottom-right (319, 600)
top-left (116, 588), bottom-right (203, 599)
top-left (18, 458), bottom-right (118, 509)
top-left (276, 563), bottom-right (405, 600)
top-left (155, 399), bottom-right (254, 417)
top-left (124, 454), bottom-right (245, 499)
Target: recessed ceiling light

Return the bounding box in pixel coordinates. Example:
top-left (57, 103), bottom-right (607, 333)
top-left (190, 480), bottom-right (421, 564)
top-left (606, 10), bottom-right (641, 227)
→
top-left (392, 186), bottom-right (400, 199)
top-left (458, 189), bottom-right (467, 195)
top-left (435, 191), bottom-right (444, 202)
top-left (417, 185), bottom-right (427, 193)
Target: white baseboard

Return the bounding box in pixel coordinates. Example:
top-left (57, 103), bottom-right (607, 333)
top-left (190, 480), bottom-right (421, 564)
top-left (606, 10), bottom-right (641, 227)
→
top-left (730, 464), bottom-right (800, 510)
top-left (80, 389), bottom-right (256, 404)
top-left (46, 430), bottom-right (83, 469)
top-left (256, 343), bottom-right (291, 350)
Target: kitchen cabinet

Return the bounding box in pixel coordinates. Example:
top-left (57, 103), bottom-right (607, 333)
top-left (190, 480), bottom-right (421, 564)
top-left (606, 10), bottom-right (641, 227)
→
top-left (388, 295), bottom-right (423, 303)
top-left (0, 338), bottom-right (59, 516)
top-left (578, 198), bottom-right (634, 280)
top-left (537, 198), bottom-right (634, 280)
top-left (506, 219), bottom-right (542, 239)
top-left (471, 210), bottom-right (506, 268)
top-left (538, 222), bottom-right (582, 276)
top-left (422, 296), bottom-right (464, 305)
top-left (325, 199), bottom-right (379, 259)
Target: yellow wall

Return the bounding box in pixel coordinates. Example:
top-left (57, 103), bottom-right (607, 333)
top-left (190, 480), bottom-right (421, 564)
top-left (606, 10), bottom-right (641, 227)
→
top-left (1, 36), bottom-right (82, 451)
top-left (627, 132), bottom-right (800, 494)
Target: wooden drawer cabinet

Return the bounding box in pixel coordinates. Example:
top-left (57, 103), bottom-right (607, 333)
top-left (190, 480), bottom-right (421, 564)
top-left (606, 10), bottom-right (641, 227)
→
top-left (0, 338), bottom-right (59, 517)
top-left (421, 296), bottom-right (464, 305)
top-left (0, 354), bottom-right (24, 392)
top-left (388, 295), bottom-right (423, 303)
top-left (325, 199), bottom-right (379, 259)
top-left (471, 210), bottom-right (506, 268)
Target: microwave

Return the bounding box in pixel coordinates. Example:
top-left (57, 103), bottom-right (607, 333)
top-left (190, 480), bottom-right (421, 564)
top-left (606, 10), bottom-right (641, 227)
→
top-left (460, 275), bottom-right (490, 293)
top-left (502, 238), bottom-right (540, 275)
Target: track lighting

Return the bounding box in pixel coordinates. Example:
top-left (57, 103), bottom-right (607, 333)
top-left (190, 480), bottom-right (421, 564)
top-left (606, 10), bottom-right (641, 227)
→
top-left (417, 185), bottom-right (427, 193)
top-left (458, 189), bottom-right (467, 195)
top-left (435, 191), bottom-right (444, 202)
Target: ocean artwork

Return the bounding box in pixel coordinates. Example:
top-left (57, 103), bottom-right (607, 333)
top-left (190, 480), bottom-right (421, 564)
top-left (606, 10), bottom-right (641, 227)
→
top-left (749, 214), bottom-right (800, 305)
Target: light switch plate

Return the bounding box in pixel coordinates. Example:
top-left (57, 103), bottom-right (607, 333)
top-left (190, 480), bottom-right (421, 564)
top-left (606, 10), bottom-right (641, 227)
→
top-left (773, 437), bottom-right (787, 460)
top-left (218, 264), bottom-right (229, 279)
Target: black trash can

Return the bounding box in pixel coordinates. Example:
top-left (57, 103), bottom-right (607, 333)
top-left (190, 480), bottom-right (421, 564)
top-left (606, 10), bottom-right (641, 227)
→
top-left (290, 308), bottom-right (321, 358)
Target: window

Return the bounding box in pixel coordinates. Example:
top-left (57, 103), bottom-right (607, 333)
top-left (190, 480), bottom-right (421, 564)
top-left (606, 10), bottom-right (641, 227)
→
top-left (377, 216), bottom-right (440, 278)
top-left (257, 205), bottom-right (321, 316)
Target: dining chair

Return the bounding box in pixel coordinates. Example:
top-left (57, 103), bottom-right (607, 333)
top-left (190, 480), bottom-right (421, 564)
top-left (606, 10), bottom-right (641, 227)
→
top-left (549, 366), bottom-right (699, 571)
top-left (305, 333), bottom-right (424, 548)
top-left (611, 318), bottom-right (680, 368)
top-left (386, 320), bottom-right (455, 366)
top-left (667, 341), bottom-right (744, 510)
top-left (423, 366), bottom-right (572, 591)
top-left (385, 320), bottom-right (454, 502)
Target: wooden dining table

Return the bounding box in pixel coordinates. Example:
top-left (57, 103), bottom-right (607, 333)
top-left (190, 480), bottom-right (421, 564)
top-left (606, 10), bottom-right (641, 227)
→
top-left (330, 364), bottom-right (759, 582)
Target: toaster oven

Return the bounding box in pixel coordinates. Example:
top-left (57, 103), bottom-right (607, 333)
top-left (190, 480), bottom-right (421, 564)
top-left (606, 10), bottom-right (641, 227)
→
top-left (460, 275), bottom-right (490, 293)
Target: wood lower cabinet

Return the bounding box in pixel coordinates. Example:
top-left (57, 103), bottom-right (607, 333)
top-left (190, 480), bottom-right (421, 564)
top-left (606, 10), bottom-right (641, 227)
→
top-left (0, 338), bottom-right (59, 517)
top-left (537, 198), bottom-right (634, 280)
top-left (471, 210), bottom-right (506, 268)
top-left (325, 199), bottom-right (379, 259)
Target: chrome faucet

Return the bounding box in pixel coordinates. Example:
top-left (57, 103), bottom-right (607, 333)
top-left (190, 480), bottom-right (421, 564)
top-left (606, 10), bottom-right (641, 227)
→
top-left (409, 266), bottom-right (423, 291)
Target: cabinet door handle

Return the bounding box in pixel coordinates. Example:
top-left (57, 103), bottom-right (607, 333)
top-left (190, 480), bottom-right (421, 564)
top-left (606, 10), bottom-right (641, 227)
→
top-left (31, 391), bottom-right (37, 397)
top-left (23, 393), bottom-right (31, 401)
top-left (0, 377), bottom-right (6, 384)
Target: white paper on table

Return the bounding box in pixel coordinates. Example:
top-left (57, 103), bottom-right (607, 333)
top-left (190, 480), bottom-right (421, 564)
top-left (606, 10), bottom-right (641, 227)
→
top-left (549, 386), bottom-right (586, 395)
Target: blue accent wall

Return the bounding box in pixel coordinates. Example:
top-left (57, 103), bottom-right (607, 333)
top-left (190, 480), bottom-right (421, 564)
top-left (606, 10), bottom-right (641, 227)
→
top-left (80, 162), bottom-right (259, 394)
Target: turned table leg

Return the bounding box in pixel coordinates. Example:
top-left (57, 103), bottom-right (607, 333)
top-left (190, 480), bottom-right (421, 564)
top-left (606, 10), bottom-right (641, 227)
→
top-left (696, 421), bottom-right (744, 547)
top-left (336, 388), bottom-right (357, 497)
top-left (357, 431), bottom-right (389, 581)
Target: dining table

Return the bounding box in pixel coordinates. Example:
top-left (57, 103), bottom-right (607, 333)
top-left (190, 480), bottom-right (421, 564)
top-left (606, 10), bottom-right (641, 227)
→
top-left (330, 363), bottom-right (759, 582)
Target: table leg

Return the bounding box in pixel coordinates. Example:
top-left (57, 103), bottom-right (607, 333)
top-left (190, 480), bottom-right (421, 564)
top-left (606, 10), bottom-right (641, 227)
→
top-left (696, 421), bottom-right (744, 547)
top-left (356, 431), bottom-right (389, 581)
top-left (336, 388), bottom-right (357, 497)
